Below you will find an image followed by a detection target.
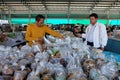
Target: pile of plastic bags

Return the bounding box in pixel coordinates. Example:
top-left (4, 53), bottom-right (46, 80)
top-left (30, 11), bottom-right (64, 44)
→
top-left (0, 35), bottom-right (120, 80)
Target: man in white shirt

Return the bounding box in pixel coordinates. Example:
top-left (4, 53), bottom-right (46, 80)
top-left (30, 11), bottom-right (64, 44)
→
top-left (76, 13), bottom-right (108, 50)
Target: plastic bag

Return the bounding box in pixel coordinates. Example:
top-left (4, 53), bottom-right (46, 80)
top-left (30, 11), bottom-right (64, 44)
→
top-left (27, 71), bottom-right (40, 80)
top-left (41, 73), bottom-right (54, 80)
top-left (46, 35), bottom-right (56, 43)
top-left (95, 58), bottom-right (105, 69)
top-left (55, 70), bottom-right (66, 80)
top-left (44, 37), bottom-right (52, 44)
top-left (35, 61), bottom-right (47, 75)
top-left (82, 59), bottom-right (95, 76)
top-left (91, 49), bottom-right (105, 60)
top-left (35, 52), bottom-right (49, 63)
top-left (54, 63), bottom-right (66, 80)
top-left (67, 67), bottom-right (87, 80)
top-left (18, 59), bottom-right (30, 66)
top-left (101, 62), bottom-right (118, 79)
top-left (0, 76), bottom-right (13, 80)
top-left (20, 43), bottom-right (32, 55)
top-left (2, 64), bottom-right (14, 76)
top-left (32, 41), bottom-right (42, 53)
top-left (90, 68), bottom-right (108, 80)
top-left (45, 62), bottom-right (55, 74)
top-left (13, 71), bottom-right (27, 80)
top-left (65, 36), bottom-right (71, 44)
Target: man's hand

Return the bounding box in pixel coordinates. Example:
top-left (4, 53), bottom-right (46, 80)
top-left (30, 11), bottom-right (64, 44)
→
top-left (61, 36), bottom-right (65, 41)
top-left (38, 38), bottom-right (44, 44)
top-left (101, 47), bottom-right (104, 51)
top-left (76, 33), bottom-right (82, 38)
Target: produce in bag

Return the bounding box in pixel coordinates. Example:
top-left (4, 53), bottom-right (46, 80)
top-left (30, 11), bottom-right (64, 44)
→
top-left (101, 62), bottom-right (118, 79)
top-left (54, 63), bottom-right (66, 80)
top-left (95, 58), bottom-right (105, 69)
top-left (13, 71), bottom-right (27, 80)
top-left (27, 71), bottom-right (40, 80)
top-left (0, 76), bottom-right (13, 80)
top-left (18, 59), bottom-right (30, 66)
top-left (31, 62), bottom-right (37, 71)
top-left (45, 62), bottom-right (55, 74)
top-left (82, 59), bottom-right (95, 76)
top-left (44, 37), bottom-right (52, 44)
top-left (32, 40), bottom-right (42, 53)
top-left (12, 64), bottom-right (21, 72)
top-left (35, 52), bottom-right (49, 62)
top-left (25, 54), bottom-right (34, 64)
top-left (112, 70), bottom-right (120, 80)
top-left (47, 47), bottom-right (61, 58)
top-left (67, 67), bottom-right (87, 80)
top-left (46, 35), bottom-right (56, 43)
top-left (91, 49), bottom-right (105, 60)
top-left (36, 61), bottom-right (47, 75)
top-left (20, 43), bottom-right (32, 54)
top-left (89, 68), bottom-right (108, 80)
top-left (2, 64), bottom-right (14, 76)
top-left (41, 73), bottom-right (54, 80)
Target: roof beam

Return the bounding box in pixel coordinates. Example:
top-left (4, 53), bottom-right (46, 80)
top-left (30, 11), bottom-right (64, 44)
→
top-left (90, 0), bottom-right (101, 11)
top-left (21, 0), bottom-right (34, 11)
top-left (67, 0), bottom-right (70, 13)
top-left (1, 0), bottom-right (15, 12)
top-left (41, 0), bottom-right (48, 10)
top-left (104, 0), bottom-right (120, 12)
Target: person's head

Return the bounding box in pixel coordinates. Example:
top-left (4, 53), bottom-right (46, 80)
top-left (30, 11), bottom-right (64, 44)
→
top-left (89, 13), bottom-right (98, 25)
top-left (35, 14), bottom-right (45, 27)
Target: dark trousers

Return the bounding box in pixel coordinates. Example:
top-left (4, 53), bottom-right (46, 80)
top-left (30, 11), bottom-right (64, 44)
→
top-left (87, 41), bottom-right (101, 49)
top-left (87, 41), bottom-right (94, 46)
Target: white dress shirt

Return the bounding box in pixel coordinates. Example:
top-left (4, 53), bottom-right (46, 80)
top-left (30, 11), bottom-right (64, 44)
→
top-left (87, 25), bottom-right (96, 42)
top-left (82, 22), bottom-right (108, 48)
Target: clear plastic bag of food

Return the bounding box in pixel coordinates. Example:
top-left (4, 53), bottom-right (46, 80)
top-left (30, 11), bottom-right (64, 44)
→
top-left (91, 49), bottom-right (105, 60)
top-left (27, 71), bottom-right (40, 80)
top-left (94, 76), bottom-right (108, 80)
top-left (46, 35), bottom-right (56, 43)
top-left (101, 62), bottom-right (118, 79)
top-left (54, 63), bottom-right (66, 80)
top-left (44, 37), bottom-right (52, 44)
top-left (35, 52), bottom-right (49, 63)
top-left (55, 70), bottom-right (66, 80)
top-left (96, 58), bottom-right (105, 69)
top-left (18, 59), bottom-right (30, 66)
top-left (32, 41), bottom-right (42, 53)
top-left (67, 56), bottom-right (76, 69)
top-left (13, 71), bottom-right (27, 80)
top-left (67, 67), bottom-right (87, 80)
top-left (65, 36), bottom-right (71, 44)
top-left (82, 59), bottom-right (95, 76)
top-left (20, 43), bottom-right (32, 54)
top-left (35, 61), bottom-right (47, 75)
top-left (89, 68), bottom-right (108, 80)
top-left (0, 76), bottom-right (13, 80)
top-left (41, 73), bottom-right (54, 80)
top-left (45, 62), bottom-right (55, 74)
top-left (2, 64), bottom-right (14, 76)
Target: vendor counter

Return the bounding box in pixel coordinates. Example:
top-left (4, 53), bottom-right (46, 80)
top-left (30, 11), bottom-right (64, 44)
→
top-left (105, 38), bottom-right (120, 53)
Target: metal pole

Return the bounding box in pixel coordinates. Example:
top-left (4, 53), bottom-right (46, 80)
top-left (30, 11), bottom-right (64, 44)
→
top-left (45, 11), bottom-right (47, 24)
top-left (68, 14), bottom-right (70, 24)
top-left (8, 8), bottom-right (11, 25)
top-left (106, 11), bottom-right (109, 27)
top-left (28, 10), bottom-right (31, 24)
top-left (0, 9), bottom-right (2, 19)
